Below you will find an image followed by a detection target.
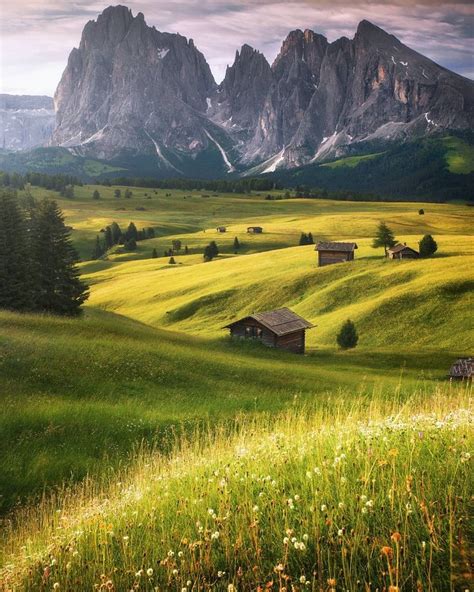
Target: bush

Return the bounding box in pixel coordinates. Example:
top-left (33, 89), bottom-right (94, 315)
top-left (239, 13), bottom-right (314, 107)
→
top-left (336, 319), bottom-right (358, 349)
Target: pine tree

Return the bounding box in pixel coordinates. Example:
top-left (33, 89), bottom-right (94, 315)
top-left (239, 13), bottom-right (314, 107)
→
top-left (114, 189), bottom-right (121, 199)
top-left (0, 191), bottom-right (32, 310)
top-left (336, 319), bottom-right (358, 349)
top-left (372, 221), bottom-right (397, 255)
top-left (233, 237), bottom-right (240, 250)
top-left (104, 226), bottom-right (113, 249)
top-left (203, 244), bottom-right (214, 261)
top-left (184, 245), bottom-right (189, 254)
top-left (124, 189), bottom-right (133, 199)
top-left (30, 199), bottom-right (89, 315)
top-left (307, 232), bottom-right (314, 244)
top-left (151, 248), bottom-right (158, 258)
top-left (172, 239), bottom-right (182, 252)
top-left (168, 256), bottom-right (176, 264)
top-left (92, 189), bottom-right (101, 200)
top-left (299, 233), bottom-right (308, 246)
top-left (418, 208), bottom-right (425, 215)
top-left (209, 241), bottom-right (219, 258)
top-left (110, 222), bottom-right (122, 245)
top-left (91, 236), bottom-right (104, 259)
top-left (125, 238), bottom-right (137, 251)
top-left (125, 222), bottom-right (138, 241)
top-left (419, 234), bottom-right (438, 257)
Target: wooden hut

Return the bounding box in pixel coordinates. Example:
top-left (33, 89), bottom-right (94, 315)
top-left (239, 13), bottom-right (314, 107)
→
top-left (224, 307), bottom-right (314, 354)
top-left (216, 226), bottom-right (227, 233)
top-left (247, 226), bottom-right (263, 234)
top-left (448, 357), bottom-right (473, 380)
top-left (315, 242), bottom-right (358, 267)
top-left (387, 244), bottom-right (419, 259)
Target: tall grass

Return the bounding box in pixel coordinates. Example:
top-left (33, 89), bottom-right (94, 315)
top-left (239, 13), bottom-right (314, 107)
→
top-left (1, 385), bottom-right (471, 591)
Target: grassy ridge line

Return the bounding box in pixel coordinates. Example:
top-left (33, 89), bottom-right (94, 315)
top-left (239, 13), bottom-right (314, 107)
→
top-left (24, 185), bottom-right (473, 261)
top-left (84, 242), bottom-right (474, 349)
top-left (4, 307), bottom-right (450, 515)
top-left (1, 389), bottom-right (472, 590)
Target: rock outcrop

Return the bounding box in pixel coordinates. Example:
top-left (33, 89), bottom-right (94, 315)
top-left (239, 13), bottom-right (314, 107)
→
top-left (50, 6), bottom-right (474, 175)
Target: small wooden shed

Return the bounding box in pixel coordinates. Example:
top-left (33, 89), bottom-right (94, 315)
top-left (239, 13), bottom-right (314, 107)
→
top-left (448, 357), bottom-right (473, 380)
top-left (224, 307), bottom-right (314, 354)
top-left (247, 226), bottom-right (263, 234)
top-left (387, 244), bottom-right (419, 260)
top-left (315, 242), bottom-right (358, 267)
top-left (216, 226), bottom-right (227, 233)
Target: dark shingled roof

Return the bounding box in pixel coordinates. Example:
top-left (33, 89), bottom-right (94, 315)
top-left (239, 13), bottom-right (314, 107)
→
top-left (315, 241), bottom-right (358, 252)
top-left (224, 307), bottom-right (314, 336)
top-left (388, 243), bottom-right (419, 254)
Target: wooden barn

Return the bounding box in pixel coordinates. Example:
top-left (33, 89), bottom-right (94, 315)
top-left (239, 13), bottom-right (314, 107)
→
top-left (448, 357), bottom-right (473, 380)
top-left (315, 242), bottom-right (358, 267)
top-left (224, 307), bottom-right (314, 354)
top-left (387, 244), bottom-right (420, 259)
top-left (247, 226), bottom-right (263, 234)
top-left (216, 226), bottom-right (227, 233)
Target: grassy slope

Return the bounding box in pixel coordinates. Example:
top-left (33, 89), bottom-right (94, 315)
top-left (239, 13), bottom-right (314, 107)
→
top-left (320, 152), bottom-right (385, 168)
top-left (1, 392), bottom-right (472, 590)
top-left (443, 136), bottom-right (474, 174)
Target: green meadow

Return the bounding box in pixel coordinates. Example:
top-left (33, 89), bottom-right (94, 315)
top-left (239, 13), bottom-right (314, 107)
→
top-left (0, 185), bottom-right (472, 589)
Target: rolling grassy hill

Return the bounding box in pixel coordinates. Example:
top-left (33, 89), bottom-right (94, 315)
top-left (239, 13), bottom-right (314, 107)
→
top-left (1, 184), bottom-right (473, 589)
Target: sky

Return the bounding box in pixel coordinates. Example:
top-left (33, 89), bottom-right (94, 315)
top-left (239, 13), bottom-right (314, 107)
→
top-left (0, 0), bottom-right (473, 96)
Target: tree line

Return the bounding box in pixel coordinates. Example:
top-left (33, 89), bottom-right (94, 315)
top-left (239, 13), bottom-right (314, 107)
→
top-left (0, 191), bottom-right (88, 315)
top-left (98, 176), bottom-right (282, 193)
top-left (0, 171), bottom-right (82, 192)
top-left (92, 222), bottom-right (156, 258)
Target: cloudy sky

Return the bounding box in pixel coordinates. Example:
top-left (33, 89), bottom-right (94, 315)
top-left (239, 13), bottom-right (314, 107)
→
top-left (1, 0), bottom-right (473, 96)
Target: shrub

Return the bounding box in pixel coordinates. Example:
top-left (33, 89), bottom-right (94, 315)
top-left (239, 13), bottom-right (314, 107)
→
top-left (336, 319), bottom-right (359, 349)
top-left (419, 234), bottom-right (438, 257)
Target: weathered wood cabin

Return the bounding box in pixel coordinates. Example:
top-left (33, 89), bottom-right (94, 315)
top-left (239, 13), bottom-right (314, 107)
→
top-left (224, 308), bottom-right (314, 354)
top-left (216, 226), bottom-right (227, 233)
top-left (315, 242), bottom-right (358, 267)
top-left (247, 226), bottom-right (263, 234)
top-left (448, 357), bottom-right (473, 380)
top-left (387, 244), bottom-right (420, 259)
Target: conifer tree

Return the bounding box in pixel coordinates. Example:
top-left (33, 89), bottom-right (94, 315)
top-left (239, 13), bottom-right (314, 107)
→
top-left (104, 226), bottom-right (113, 249)
top-left (419, 234), bottom-right (438, 257)
top-left (114, 189), bottom-right (121, 199)
top-left (233, 237), bottom-right (240, 250)
top-left (125, 222), bottom-right (138, 241)
top-left (110, 222), bottom-right (122, 245)
top-left (0, 191), bottom-right (31, 310)
top-left (91, 236), bottom-right (104, 260)
top-left (372, 221), bottom-right (397, 255)
top-left (151, 248), bottom-right (158, 258)
top-left (307, 232), bottom-right (314, 244)
top-left (92, 189), bottom-right (101, 200)
top-left (299, 233), bottom-right (308, 245)
top-left (30, 199), bottom-right (89, 315)
top-left (168, 256), bottom-right (176, 264)
top-left (336, 319), bottom-right (359, 349)
top-left (184, 245), bottom-right (189, 254)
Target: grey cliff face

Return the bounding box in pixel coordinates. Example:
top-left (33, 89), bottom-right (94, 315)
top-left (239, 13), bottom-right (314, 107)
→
top-left (50, 7), bottom-right (474, 174)
top-left (0, 95), bottom-right (55, 150)
top-left (52, 5), bottom-right (216, 164)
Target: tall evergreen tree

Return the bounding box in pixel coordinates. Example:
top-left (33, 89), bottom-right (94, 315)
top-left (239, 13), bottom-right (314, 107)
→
top-left (307, 232), bottom-right (314, 244)
top-left (110, 222), bottom-right (122, 245)
top-left (419, 234), bottom-right (438, 257)
top-left (233, 237), bottom-right (240, 250)
top-left (0, 191), bottom-right (32, 310)
top-left (125, 222), bottom-right (138, 241)
top-left (91, 236), bottom-right (104, 260)
top-left (151, 248), bottom-right (158, 258)
top-left (92, 189), bottom-right (101, 200)
top-left (372, 222), bottom-right (397, 255)
top-left (30, 199), bottom-right (89, 315)
top-left (299, 233), bottom-right (308, 245)
top-left (114, 189), bottom-right (121, 199)
top-left (104, 226), bottom-right (113, 249)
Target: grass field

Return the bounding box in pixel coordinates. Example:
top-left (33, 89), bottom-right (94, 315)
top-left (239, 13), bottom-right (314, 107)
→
top-left (1, 185), bottom-right (473, 589)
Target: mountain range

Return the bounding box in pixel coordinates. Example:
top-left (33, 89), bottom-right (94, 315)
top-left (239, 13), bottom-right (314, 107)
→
top-left (1, 5), bottom-right (473, 186)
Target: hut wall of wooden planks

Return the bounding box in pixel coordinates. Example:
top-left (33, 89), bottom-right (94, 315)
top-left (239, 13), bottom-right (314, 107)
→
top-left (224, 308), bottom-right (314, 354)
top-left (315, 242), bottom-right (358, 267)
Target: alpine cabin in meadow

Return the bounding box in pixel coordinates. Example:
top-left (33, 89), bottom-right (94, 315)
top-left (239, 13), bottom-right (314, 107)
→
top-left (448, 357), bottom-right (473, 380)
top-left (387, 244), bottom-right (420, 259)
top-left (247, 226), bottom-right (263, 233)
top-left (224, 308), bottom-right (314, 354)
top-left (315, 242), bottom-right (358, 267)
top-left (216, 226), bottom-right (227, 233)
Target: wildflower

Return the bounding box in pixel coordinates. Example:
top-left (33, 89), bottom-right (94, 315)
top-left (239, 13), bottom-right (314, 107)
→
top-left (299, 575), bottom-right (307, 584)
top-left (321, 504), bottom-right (327, 512)
top-left (218, 571), bottom-right (225, 578)
top-left (172, 569), bottom-right (178, 576)
top-left (253, 505), bottom-right (259, 513)
top-left (361, 507), bottom-right (368, 514)
top-left (283, 537), bottom-right (289, 545)
top-left (302, 533), bottom-right (309, 541)
top-left (381, 546), bottom-right (393, 558)
top-left (461, 452), bottom-right (471, 463)
top-left (338, 502), bottom-right (345, 509)
top-left (365, 500), bottom-right (374, 508)
top-left (135, 570), bottom-right (143, 578)
top-left (178, 551), bottom-right (184, 558)
top-left (228, 585), bottom-right (235, 592)
top-left (211, 531), bottom-right (220, 540)
top-left (146, 568), bottom-right (153, 577)
top-left (306, 471), bottom-right (312, 479)
top-left (274, 564), bottom-right (284, 572)
top-left (391, 532), bottom-right (401, 543)
top-left (53, 585), bottom-right (60, 591)
top-left (168, 550), bottom-right (175, 557)
top-left (337, 529), bottom-right (343, 537)
top-left (181, 589), bottom-right (187, 592)
top-left (186, 581), bottom-right (192, 587)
